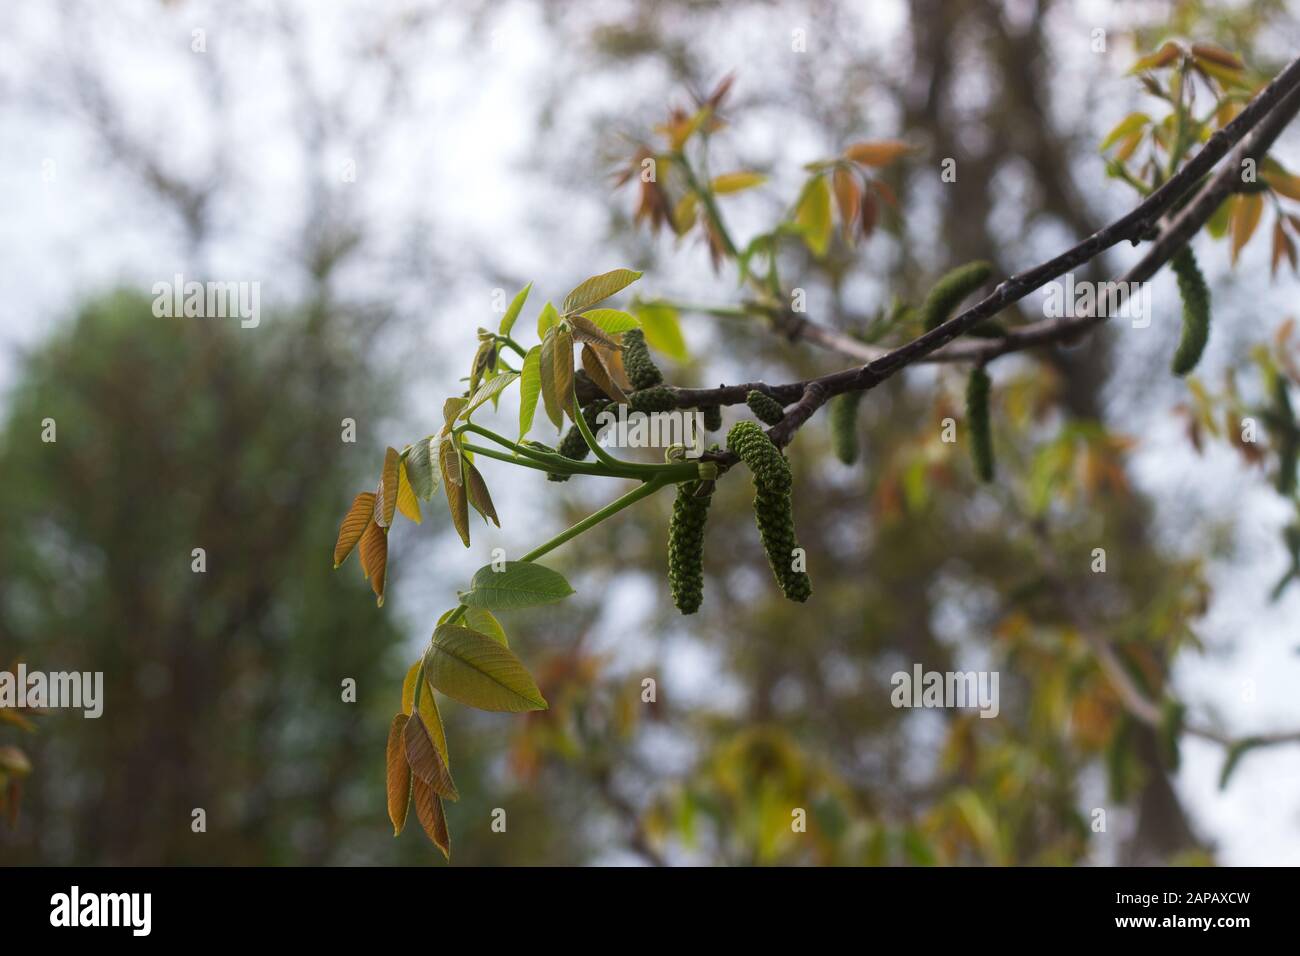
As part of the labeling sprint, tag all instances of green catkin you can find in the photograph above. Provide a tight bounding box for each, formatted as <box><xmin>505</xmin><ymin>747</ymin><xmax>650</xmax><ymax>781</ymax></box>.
<box><xmin>966</xmin><ymin>367</ymin><xmax>994</xmax><ymax>482</ymax></box>
<box><xmin>702</xmin><ymin>405</ymin><xmax>722</xmax><ymax>432</ymax></box>
<box><xmin>628</xmin><ymin>384</ymin><xmax>676</xmax><ymax>413</ymax></box>
<box><xmin>1170</xmin><ymin>246</ymin><xmax>1211</xmax><ymax>376</ymax></box>
<box><xmin>920</xmin><ymin>261</ymin><xmax>993</xmax><ymax>332</ymax></box>
<box><xmin>829</xmin><ymin>392</ymin><xmax>863</xmax><ymax>465</ymax></box>
<box><xmin>745</xmin><ymin>389</ymin><xmax>785</xmax><ymax>426</ymax></box>
<box><xmin>622</xmin><ymin>328</ymin><xmax>663</xmax><ymax>390</ymax></box>
<box><xmin>726</xmin><ymin>421</ymin><xmax>791</xmax><ymax>493</ymax></box>
<box><xmin>547</xmin><ymin>402</ymin><xmax>609</xmax><ymax>481</ymax></box>
<box><xmin>753</xmin><ymin>482</ymin><xmax>812</xmax><ymax>602</ymax></box>
<box><xmin>667</xmin><ymin>480</ymin><xmax>713</xmax><ymax>614</ymax></box>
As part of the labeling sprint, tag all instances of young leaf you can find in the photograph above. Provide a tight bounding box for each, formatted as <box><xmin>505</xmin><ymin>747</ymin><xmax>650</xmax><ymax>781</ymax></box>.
<box><xmin>426</xmin><ymin>624</ymin><xmax>548</xmax><ymax>712</ymax></box>
<box><xmin>518</xmin><ymin>346</ymin><xmax>542</xmax><ymax>442</ymax></box>
<box><xmin>458</xmin><ymin>560</ymin><xmax>575</xmax><ymax>609</ymax></box>
<box><xmin>411</xmin><ymin>777</ymin><xmax>450</xmax><ymax>860</ymax></box>
<box><xmin>536</xmin><ymin>301</ymin><xmax>559</xmax><ymax>340</ymax></box>
<box><xmin>711</xmin><ymin>171</ymin><xmax>767</xmax><ymax>194</ymax></box>
<box><xmin>568</xmin><ymin>313</ymin><xmax>622</xmax><ymax>350</ymax></box>
<box><xmin>386</xmin><ymin>714</ymin><xmax>412</xmax><ymax>836</ymax></box>
<box><xmin>439</xmin><ymin>438</ymin><xmax>470</xmax><ymax>548</ymax></box>
<box><xmin>1100</xmin><ymin>113</ymin><xmax>1151</xmax><ymax>152</ymax></box>
<box><xmin>581</xmin><ymin>343</ymin><xmax>630</xmax><ymax>403</ymax></box>
<box><xmin>404</xmin><ymin>438</ymin><xmax>438</xmax><ymax>500</ymax></box>
<box><xmin>462</xmin><ymin>370</ymin><xmax>519</xmax><ymax>420</ymax></box>
<box><xmin>464</xmin><ymin>459</ymin><xmax>500</xmax><ymax>527</ymax></box>
<box><xmin>376</xmin><ymin>447</ymin><xmax>400</xmax><ymax>528</ymax></box>
<box><xmin>562</xmin><ymin>268</ymin><xmax>642</xmax><ymax>315</ymax></box>
<box><xmin>499</xmin><ymin>282</ymin><xmax>532</xmax><ymax>337</ymax></box>
<box><xmin>1231</xmin><ymin>192</ymin><xmax>1264</xmax><ymax>264</ymax></box>
<box><xmin>579</xmin><ymin>308</ymin><xmax>640</xmax><ymax>335</ymax></box>
<box><xmin>832</xmin><ymin>166</ymin><xmax>861</xmax><ymax>242</ymax></box>
<box><xmin>396</xmin><ymin>461</ymin><xmax>422</xmax><ymax>524</ymax></box>
<box><xmin>401</xmin><ymin>662</ymin><xmax>449</xmax><ymax>762</ymax></box>
<box><xmin>442</xmin><ymin>397</ymin><xmax>468</xmax><ymax>431</ymax></box>
<box><xmin>403</xmin><ymin>711</ymin><xmax>459</xmax><ymax>801</ymax></box>
<box><xmin>359</xmin><ymin>522</ymin><xmax>388</xmax><ymax>606</ymax></box>
<box><xmin>438</xmin><ymin>607</ymin><xmax>509</xmax><ymax>646</ymax></box>
<box><xmin>633</xmin><ymin>301</ymin><xmax>688</xmax><ymax>362</ymax></box>
<box><xmin>843</xmin><ymin>140</ymin><xmax>912</xmax><ymax>167</ymax></box>
<box><xmin>795</xmin><ymin>175</ymin><xmax>833</xmax><ymax>258</ymax></box>
<box><xmin>539</xmin><ymin>327</ymin><xmax>563</xmax><ymax>430</ymax></box>
<box><xmin>334</xmin><ymin>491</ymin><xmax>376</xmax><ymax>568</ymax></box>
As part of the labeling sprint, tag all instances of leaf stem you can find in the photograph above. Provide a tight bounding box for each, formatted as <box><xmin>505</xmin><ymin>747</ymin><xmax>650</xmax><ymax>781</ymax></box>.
<box><xmin>520</xmin><ymin>476</ymin><xmax>672</xmax><ymax>562</ymax></box>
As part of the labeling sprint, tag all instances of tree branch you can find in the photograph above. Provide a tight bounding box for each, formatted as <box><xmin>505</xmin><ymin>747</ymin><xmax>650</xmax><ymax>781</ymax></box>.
<box><xmin>665</xmin><ymin>54</ymin><xmax>1300</xmax><ymax>465</ymax></box>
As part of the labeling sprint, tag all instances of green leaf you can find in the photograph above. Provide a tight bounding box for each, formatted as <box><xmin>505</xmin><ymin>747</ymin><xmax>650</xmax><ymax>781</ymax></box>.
<box><xmin>1100</xmin><ymin>112</ymin><xmax>1151</xmax><ymax>152</ymax></box>
<box><xmin>404</xmin><ymin>438</ymin><xmax>439</xmax><ymax>500</ymax></box>
<box><xmin>536</xmin><ymin>301</ymin><xmax>559</xmax><ymax>340</ymax></box>
<box><xmin>634</xmin><ymin>301</ymin><xmax>688</xmax><ymax>363</ymax></box>
<box><xmin>711</xmin><ymin>171</ymin><xmax>767</xmax><ymax>194</ymax></box>
<box><xmin>562</xmin><ymin>268</ymin><xmax>642</xmax><ymax>316</ymax></box>
<box><xmin>518</xmin><ymin>346</ymin><xmax>542</xmax><ymax>441</ymax></box>
<box><xmin>458</xmin><ymin>560</ymin><xmax>575</xmax><ymax>609</ymax></box>
<box><xmin>795</xmin><ymin>175</ymin><xmax>833</xmax><ymax>258</ymax></box>
<box><xmin>499</xmin><ymin>282</ymin><xmax>532</xmax><ymax>337</ymax></box>
<box><xmin>462</xmin><ymin>370</ymin><xmax>519</xmax><ymax>420</ymax></box>
<box><xmin>578</xmin><ymin>308</ymin><xmax>640</xmax><ymax>335</ymax></box>
<box><xmin>438</xmin><ymin>606</ymin><xmax>508</xmax><ymax>646</ymax></box>
<box><xmin>426</xmin><ymin>624</ymin><xmax>548</xmax><ymax>712</ymax></box>
<box><xmin>539</xmin><ymin>326</ymin><xmax>574</xmax><ymax>429</ymax></box>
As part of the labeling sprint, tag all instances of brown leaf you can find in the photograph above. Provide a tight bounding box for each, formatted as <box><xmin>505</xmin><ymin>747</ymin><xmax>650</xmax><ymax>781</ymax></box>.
<box><xmin>464</xmin><ymin>459</ymin><xmax>500</xmax><ymax>528</ymax></box>
<box><xmin>411</xmin><ymin>777</ymin><xmax>450</xmax><ymax>860</ymax></box>
<box><xmin>568</xmin><ymin>313</ymin><xmax>621</xmax><ymax>350</ymax></box>
<box><xmin>333</xmin><ymin>491</ymin><xmax>376</xmax><ymax>568</ymax></box>
<box><xmin>1191</xmin><ymin>43</ymin><xmax>1243</xmax><ymax>71</ymax></box>
<box><xmin>359</xmin><ymin>522</ymin><xmax>388</xmax><ymax>606</ymax></box>
<box><xmin>386</xmin><ymin>714</ymin><xmax>412</xmax><ymax>835</ymax></box>
<box><xmin>859</xmin><ymin>190</ymin><xmax>879</xmax><ymax>240</ymax></box>
<box><xmin>403</xmin><ymin>711</ymin><xmax>459</xmax><ymax>801</ymax></box>
<box><xmin>539</xmin><ymin>327</ymin><xmax>575</xmax><ymax>428</ymax></box>
<box><xmin>439</xmin><ymin>438</ymin><xmax>470</xmax><ymax>548</ymax></box>
<box><xmin>1231</xmin><ymin>193</ymin><xmax>1264</xmax><ymax>264</ymax></box>
<box><xmin>832</xmin><ymin>166</ymin><xmax>861</xmax><ymax>243</ymax></box>
<box><xmin>581</xmin><ymin>343</ymin><xmax>630</xmax><ymax>403</ymax></box>
<box><xmin>374</xmin><ymin>447</ymin><xmax>400</xmax><ymax>528</ymax></box>
<box><xmin>844</xmin><ymin>140</ymin><xmax>912</xmax><ymax>168</ymax></box>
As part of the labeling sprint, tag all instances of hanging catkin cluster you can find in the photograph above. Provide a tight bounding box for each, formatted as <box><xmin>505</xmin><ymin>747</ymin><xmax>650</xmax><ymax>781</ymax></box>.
<box><xmin>1169</xmin><ymin>246</ymin><xmax>1211</xmax><ymax>376</ymax></box>
<box><xmin>727</xmin><ymin>421</ymin><xmax>811</xmax><ymax>602</ymax></box>
<box><xmin>622</xmin><ymin>328</ymin><xmax>663</xmax><ymax>390</ymax></box>
<box><xmin>829</xmin><ymin>392</ymin><xmax>863</xmax><ymax>465</ymax></box>
<box><xmin>745</xmin><ymin>389</ymin><xmax>785</xmax><ymax>426</ymax></box>
<box><xmin>702</xmin><ymin>405</ymin><xmax>722</xmax><ymax>432</ymax></box>
<box><xmin>921</xmin><ymin>261</ymin><xmax>993</xmax><ymax>332</ymax></box>
<box><xmin>547</xmin><ymin>402</ymin><xmax>609</xmax><ymax>482</ymax></box>
<box><xmin>966</xmin><ymin>367</ymin><xmax>995</xmax><ymax>482</ymax></box>
<box><xmin>667</xmin><ymin>480</ymin><xmax>713</xmax><ymax>614</ymax></box>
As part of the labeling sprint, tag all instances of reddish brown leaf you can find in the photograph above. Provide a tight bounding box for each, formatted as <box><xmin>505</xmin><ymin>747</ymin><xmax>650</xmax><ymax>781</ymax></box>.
<box><xmin>844</xmin><ymin>140</ymin><xmax>912</xmax><ymax>168</ymax></box>
<box><xmin>333</xmin><ymin>491</ymin><xmax>376</xmax><ymax>568</ymax></box>
<box><xmin>464</xmin><ymin>459</ymin><xmax>500</xmax><ymax>528</ymax></box>
<box><xmin>403</xmin><ymin>711</ymin><xmax>459</xmax><ymax>800</ymax></box>
<box><xmin>386</xmin><ymin>714</ymin><xmax>411</xmax><ymax>835</ymax></box>
<box><xmin>581</xmin><ymin>343</ymin><xmax>630</xmax><ymax>403</ymax></box>
<box><xmin>832</xmin><ymin>166</ymin><xmax>861</xmax><ymax>243</ymax></box>
<box><xmin>359</xmin><ymin>521</ymin><xmax>388</xmax><ymax>606</ymax></box>
<box><xmin>411</xmin><ymin>777</ymin><xmax>450</xmax><ymax>860</ymax></box>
